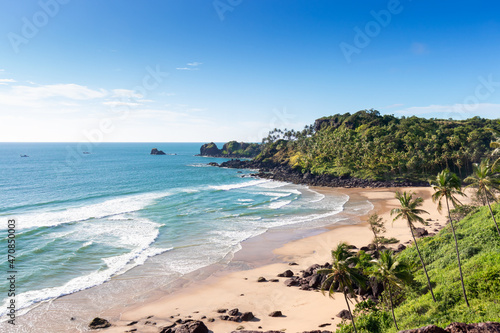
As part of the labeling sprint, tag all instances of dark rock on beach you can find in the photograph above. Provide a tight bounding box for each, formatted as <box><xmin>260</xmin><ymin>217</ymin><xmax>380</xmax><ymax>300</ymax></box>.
<box><xmin>414</xmin><ymin>227</ymin><xmax>429</xmax><ymax>238</ymax></box>
<box><xmin>161</xmin><ymin>320</ymin><xmax>208</xmax><ymax>333</ymax></box>
<box><xmin>89</xmin><ymin>317</ymin><xmax>111</xmax><ymax>329</ymax></box>
<box><xmin>336</xmin><ymin>309</ymin><xmax>352</xmax><ymax>320</ymax></box>
<box><xmin>228</xmin><ymin>308</ymin><xmax>239</xmax><ymax>316</ymax></box>
<box><xmin>277</xmin><ymin>270</ymin><xmax>294</xmax><ymax>277</ymax></box>
<box><xmin>269</xmin><ymin>311</ymin><xmax>283</xmax><ymax>317</ymax></box>
<box><xmin>151</xmin><ymin>148</ymin><xmax>166</xmax><ymax>155</ymax></box>
<box><xmin>398</xmin><ymin>325</ymin><xmax>447</xmax><ymax>333</ymax></box>
<box><xmin>233</xmin><ymin>331</ymin><xmax>333</xmax><ymax>333</ymax></box>
<box><xmin>240</xmin><ymin>312</ymin><xmax>255</xmax><ymax>321</ymax></box>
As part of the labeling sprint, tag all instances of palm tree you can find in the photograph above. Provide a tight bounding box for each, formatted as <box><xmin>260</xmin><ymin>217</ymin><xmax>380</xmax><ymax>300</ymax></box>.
<box><xmin>487</xmin><ymin>124</ymin><xmax>500</xmax><ymax>171</ymax></box>
<box><xmin>391</xmin><ymin>191</ymin><xmax>436</xmax><ymax>302</ymax></box>
<box><xmin>368</xmin><ymin>213</ymin><xmax>386</xmax><ymax>251</ymax></box>
<box><xmin>430</xmin><ymin>169</ymin><xmax>469</xmax><ymax>307</ymax></box>
<box><xmin>465</xmin><ymin>159</ymin><xmax>500</xmax><ymax>236</ymax></box>
<box><xmin>371</xmin><ymin>250</ymin><xmax>413</xmax><ymax>331</ymax></box>
<box><xmin>318</xmin><ymin>242</ymin><xmax>366</xmax><ymax>333</ymax></box>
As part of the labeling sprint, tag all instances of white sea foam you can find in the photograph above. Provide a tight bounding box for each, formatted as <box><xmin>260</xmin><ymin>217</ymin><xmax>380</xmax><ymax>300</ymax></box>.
<box><xmin>210</xmin><ymin>179</ymin><xmax>270</xmax><ymax>191</ymax></box>
<box><xmin>0</xmin><ymin>217</ymin><xmax>171</xmax><ymax>317</ymax></box>
<box><xmin>307</xmin><ymin>188</ymin><xmax>326</xmax><ymax>203</ymax></box>
<box><xmin>255</xmin><ymin>180</ymin><xmax>288</xmax><ymax>189</ymax></box>
<box><xmin>269</xmin><ymin>200</ymin><xmax>292</xmax><ymax>209</ymax></box>
<box><xmin>253</xmin><ymin>191</ymin><xmax>293</xmax><ymax>198</ymax></box>
<box><xmin>13</xmin><ymin>192</ymin><xmax>171</xmax><ymax>230</ymax></box>
<box><xmin>237</xmin><ymin>199</ymin><xmax>254</xmax><ymax>202</ymax></box>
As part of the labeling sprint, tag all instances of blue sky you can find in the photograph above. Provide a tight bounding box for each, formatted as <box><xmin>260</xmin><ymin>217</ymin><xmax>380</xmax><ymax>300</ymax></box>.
<box><xmin>0</xmin><ymin>0</ymin><xmax>499</xmax><ymax>142</ymax></box>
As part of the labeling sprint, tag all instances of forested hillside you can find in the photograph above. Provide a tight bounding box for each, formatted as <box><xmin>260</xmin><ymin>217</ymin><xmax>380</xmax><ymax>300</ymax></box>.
<box><xmin>256</xmin><ymin>110</ymin><xmax>500</xmax><ymax>181</ymax></box>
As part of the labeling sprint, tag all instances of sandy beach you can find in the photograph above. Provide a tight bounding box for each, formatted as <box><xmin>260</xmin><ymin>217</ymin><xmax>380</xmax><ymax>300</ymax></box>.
<box><xmin>97</xmin><ymin>186</ymin><xmax>450</xmax><ymax>333</ymax></box>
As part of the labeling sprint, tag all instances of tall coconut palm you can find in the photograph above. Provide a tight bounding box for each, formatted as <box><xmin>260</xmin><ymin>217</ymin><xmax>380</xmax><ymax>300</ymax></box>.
<box><xmin>465</xmin><ymin>159</ymin><xmax>500</xmax><ymax>236</ymax></box>
<box><xmin>391</xmin><ymin>191</ymin><xmax>436</xmax><ymax>302</ymax></box>
<box><xmin>371</xmin><ymin>250</ymin><xmax>413</xmax><ymax>331</ymax></box>
<box><xmin>430</xmin><ymin>169</ymin><xmax>469</xmax><ymax>307</ymax></box>
<box><xmin>318</xmin><ymin>242</ymin><xmax>366</xmax><ymax>333</ymax></box>
<box><xmin>487</xmin><ymin>124</ymin><xmax>500</xmax><ymax>171</ymax></box>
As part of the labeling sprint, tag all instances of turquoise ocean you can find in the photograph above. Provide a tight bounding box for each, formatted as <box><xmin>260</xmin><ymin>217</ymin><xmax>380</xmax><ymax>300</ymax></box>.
<box><xmin>0</xmin><ymin>143</ymin><xmax>372</xmax><ymax>320</ymax></box>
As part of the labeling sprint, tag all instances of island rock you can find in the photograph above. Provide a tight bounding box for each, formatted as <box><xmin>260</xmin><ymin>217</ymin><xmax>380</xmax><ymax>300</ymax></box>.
<box><xmin>151</xmin><ymin>148</ymin><xmax>166</xmax><ymax>155</ymax></box>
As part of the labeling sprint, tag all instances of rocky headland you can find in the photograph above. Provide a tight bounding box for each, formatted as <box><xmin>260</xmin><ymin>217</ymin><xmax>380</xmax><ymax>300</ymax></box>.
<box><xmin>197</xmin><ymin>141</ymin><xmax>261</xmax><ymax>158</ymax></box>
<box><xmin>211</xmin><ymin>159</ymin><xmax>429</xmax><ymax>188</ymax></box>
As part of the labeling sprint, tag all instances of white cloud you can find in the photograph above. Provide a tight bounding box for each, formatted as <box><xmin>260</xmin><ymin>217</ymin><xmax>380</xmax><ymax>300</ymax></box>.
<box><xmin>11</xmin><ymin>84</ymin><xmax>107</xmax><ymax>100</ymax></box>
<box><xmin>382</xmin><ymin>103</ymin><xmax>404</xmax><ymax>109</ymax></box>
<box><xmin>103</xmin><ymin>101</ymin><xmax>141</xmax><ymax>108</ymax></box>
<box><xmin>177</xmin><ymin>61</ymin><xmax>202</xmax><ymax>70</ymax></box>
<box><xmin>394</xmin><ymin>103</ymin><xmax>500</xmax><ymax>119</ymax></box>
<box><xmin>112</xmin><ymin>89</ymin><xmax>143</xmax><ymax>99</ymax></box>
<box><xmin>0</xmin><ymin>79</ymin><xmax>16</xmax><ymax>85</ymax></box>
<box><xmin>0</xmin><ymin>69</ymin><xmax>4</xmax><ymax>72</ymax></box>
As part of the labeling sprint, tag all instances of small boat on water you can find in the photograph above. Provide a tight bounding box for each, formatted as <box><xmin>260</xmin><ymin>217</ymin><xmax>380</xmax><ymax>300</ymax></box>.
<box><xmin>20</xmin><ymin>154</ymin><xmax>29</xmax><ymax>157</ymax></box>
<box><xmin>83</xmin><ymin>152</ymin><xmax>91</xmax><ymax>154</ymax></box>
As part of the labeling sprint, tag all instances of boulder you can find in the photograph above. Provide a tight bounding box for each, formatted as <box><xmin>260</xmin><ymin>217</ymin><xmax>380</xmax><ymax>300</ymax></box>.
<box><xmin>284</xmin><ymin>278</ymin><xmax>300</xmax><ymax>287</ymax></box>
<box><xmin>277</xmin><ymin>270</ymin><xmax>294</xmax><ymax>277</ymax></box>
<box><xmin>309</xmin><ymin>274</ymin><xmax>323</xmax><ymax>289</ymax></box>
<box><xmin>175</xmin><ymin>320</ymin><xmax>209</xmax><ymax>333</ymax></box>
<box><xmin>336</xmin><ymin>310</ymin><xmax>351</xmax><ymax>320</ymax></box>
<box><xmin>240</xmin><ymin>312</ymin><xmax>255</xmax><ymax>321</ymax></box>
<box><xmin>269</xmin><ymin>311</ymin><xmax>283</xmax><ymax>317</ymax></box>
<box><xmin>257</xmin><ymin>277</ymin><xmax>267</xmax><ymax>282</ymax></box>
<box><xmin>398</xmin><ymin>325</ymin><xmax>447</xmax><ymax>333</ymax></box>
<box><xmin>228</xmin><ymin>308</ymin><xmax>239</xmax><ymax>316</ymax></box>
<box><xmin>445</xmin><ymin>322</ymin><xmax>500</xmax><ymax>332</ymax></box>
<box><xmin>414</xmin><ymin>227</ymin><xmax>429</xmax><ymax>238</ymax></box>
<box><xmin>150</xmin><ymin>148</ymin><xmax>166</xmax><ymax>155</ymax></box>
<box><xmin>89</xmin><ymin>317</ymin><xmax>111</xmax><ymax>329</ymax></box>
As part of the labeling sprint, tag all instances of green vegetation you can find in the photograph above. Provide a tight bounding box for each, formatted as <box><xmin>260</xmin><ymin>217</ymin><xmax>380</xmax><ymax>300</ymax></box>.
<box><xmin>465</xmin><ymin>159</ymin><xmax>500</xmax><ymax>236</ymax></box>
<box><xmin>430</xmin><ymin>170</ymin><xmax>469</xmax><ymax>307</ymax></box>
<box><xmin>257</xmin><ymin>110</ymin><xmax>500</xmax><ymax>181</ymax></box>
<box><xmin>391</xmin><ymin>191</ymin><xmax>435</xmax><ymax>302</ymax></box>
<box><xmin>368</xmin><ymin>214</ymin><xmax>385</xmax><ymax>251</ymax></box>
<box><xmin>371</xmin><ymin>250</ymin><xmax>413</xmax><ymax>331</ymax></box>
<box><xmin>302</xmin><ymin>111</ymin><xmax>500</xmax><ymax>332</ymax></box>
<box><xmin>319</xmin><ymin>243</ymin><xmax>367</xmax><ymax>333</ymax></box>
<box><xmin>333</xmin><ymin>202</ymin><xmax>500</xmax><ymax>333</ymax></box>
<box><xmin>222</xmin><ymin>141</ymin><xmax>261</xmax><ymax>157</ymax></box>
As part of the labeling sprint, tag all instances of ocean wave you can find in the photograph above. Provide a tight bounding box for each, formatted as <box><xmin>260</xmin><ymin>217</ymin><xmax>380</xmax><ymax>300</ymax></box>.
<box><xmin>9</xmin><ymin>192</ymin><xmax>171</xmax><ymax>230</ymax></box>
<box><xmin>0</xmin><ymin>217</ymin><xmax>171</xmax><ymax>318</ymax></box>
<box><xmin>209</xmin><ymin>179</ymin><xmax>270</xmax><ymax>191</ymax></box>
<box><xmin>269</xmin><ymin>200</ymin><xmax>292</xmax><ymax>209</ymax></box>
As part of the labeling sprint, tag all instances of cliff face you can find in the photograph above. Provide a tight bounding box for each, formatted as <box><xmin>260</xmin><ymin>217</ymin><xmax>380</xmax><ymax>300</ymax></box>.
<box><xmin>198</xmin><ymin>141</ymin><xmax>261</xmax><ymax>158</ymax></box>
<box><xmin>199</xmin><ymin>142</ymin><xmax>221</xmax><ymax>156</ymax></box>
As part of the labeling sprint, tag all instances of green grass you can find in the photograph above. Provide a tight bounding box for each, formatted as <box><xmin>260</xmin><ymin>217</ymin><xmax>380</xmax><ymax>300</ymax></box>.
<box><xmin>337</xmin><ymin>203</ymin><xmax>500</xmax><ymax>332</ymax></box>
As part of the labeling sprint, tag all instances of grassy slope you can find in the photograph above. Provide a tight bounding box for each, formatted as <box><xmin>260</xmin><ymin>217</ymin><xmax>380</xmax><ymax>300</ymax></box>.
<box><xmin>390</xmin><ymin>203</ymin><xmax>500</xmax><ymax>331</ymax></box>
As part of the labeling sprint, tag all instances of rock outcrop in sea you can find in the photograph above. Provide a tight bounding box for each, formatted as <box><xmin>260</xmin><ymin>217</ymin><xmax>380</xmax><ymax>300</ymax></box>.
<box><xmin>151</xmin><ymin>148</ymin><xmax>166</xmax><ymax>155</ymax></box>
